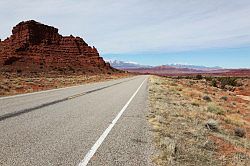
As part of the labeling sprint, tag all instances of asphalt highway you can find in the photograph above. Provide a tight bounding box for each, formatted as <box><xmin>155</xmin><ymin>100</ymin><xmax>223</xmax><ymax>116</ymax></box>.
<box><xmin>0</xmin><ymin>75</ymin><xmax>154</xmax><ymax>166</ymax></box>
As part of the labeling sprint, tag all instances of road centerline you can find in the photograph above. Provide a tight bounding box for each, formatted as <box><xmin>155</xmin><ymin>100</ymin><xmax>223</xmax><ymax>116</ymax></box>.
<box><xmin>78</xmin><ymin>77</ymin><xmax>147</xmax><ymax>166</ymax></box>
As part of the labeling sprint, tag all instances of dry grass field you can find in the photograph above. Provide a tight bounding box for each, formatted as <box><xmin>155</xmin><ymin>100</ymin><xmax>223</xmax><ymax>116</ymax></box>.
<box><xmin>148</xmin><ymin>75</ymin><xmax>250</xmax><ymax>166</ymax></box>
<box><xmin>0</xmin><ymin>72</ymin><xmax>132</xmax><ymax>97</ymax></box>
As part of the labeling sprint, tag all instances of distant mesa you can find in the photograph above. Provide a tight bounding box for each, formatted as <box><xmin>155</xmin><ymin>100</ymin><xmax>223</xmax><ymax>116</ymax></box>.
<box><xmin>0</xmin><ymin>20</ymin><xmax>117</xmax><ymax>74</ymax></box>
<box><xmin>125</xmin><ymin>65</ymin><xmax>250</xmax><ymax>77</ymax></box>
<box><xmin>108</xmin><ymin>60</ymin><xmax>250</xmax><ymax>77</ymax></box>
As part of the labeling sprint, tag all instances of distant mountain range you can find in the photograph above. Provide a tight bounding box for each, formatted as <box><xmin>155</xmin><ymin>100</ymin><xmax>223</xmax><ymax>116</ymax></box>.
<box><xmin>166</xmin><ymin>64</ymin><xmax>222</xmax><ymax>70</ymax></box>
<box><xmin>106</xmin><ymin>60</ymin><xmax>222</xmax><ymax>70</ymax></box>
<box><xmin>106</xmin><ymin>60</ymin><xmax>250</xmax><ymax>76</ymax></box>
<box><xmin>105</xmin><ymin>60</ymin><xmax>151</xmax><ymax>69</ymax></box>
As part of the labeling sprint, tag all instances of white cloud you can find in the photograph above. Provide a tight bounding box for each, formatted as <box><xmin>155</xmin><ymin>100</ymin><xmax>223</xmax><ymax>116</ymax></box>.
<box><xmin>1</xmin><ymin>0</ymin><xmax>250</xmax><ymax>54</ymax></box>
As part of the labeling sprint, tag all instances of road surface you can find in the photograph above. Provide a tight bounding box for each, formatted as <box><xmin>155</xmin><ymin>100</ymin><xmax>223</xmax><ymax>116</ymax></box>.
<box><xmin>0</xmin><ymin>75</ymin><xmax>154</xmax><ymax>166</ymax></box>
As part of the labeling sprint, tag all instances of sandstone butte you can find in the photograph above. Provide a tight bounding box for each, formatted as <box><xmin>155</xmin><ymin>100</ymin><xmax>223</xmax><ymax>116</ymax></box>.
<box><xmin>0</xmin><ymin>20</ymin><xmax>117</xmax><ymax>74</ymax></box>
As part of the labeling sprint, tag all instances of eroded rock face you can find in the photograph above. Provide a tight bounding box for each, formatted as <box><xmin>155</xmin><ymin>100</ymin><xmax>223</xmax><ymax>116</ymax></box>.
<box><xmin>0</xmin><ymin>20</ymin><xmax>115</xmax><ymax>74</ymax></box>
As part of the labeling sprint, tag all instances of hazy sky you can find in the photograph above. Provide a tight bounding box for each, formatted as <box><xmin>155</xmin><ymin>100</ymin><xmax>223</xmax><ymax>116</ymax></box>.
<box><xmin>0</xmin><ymin>0</ymin><xmax>250</xmax><ymax>68</ymax></box>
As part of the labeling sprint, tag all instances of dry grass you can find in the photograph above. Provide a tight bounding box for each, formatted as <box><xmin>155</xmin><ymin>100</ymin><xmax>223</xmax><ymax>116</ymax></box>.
<box><xmin>0</xmin><ymin>72</ymin><xmax>132</xmax><ymax>97</ymax></box>
<box><xmin>148</xmin><ymin>76</ymin><xmax>250</xmax><ymax>166</ymax></box>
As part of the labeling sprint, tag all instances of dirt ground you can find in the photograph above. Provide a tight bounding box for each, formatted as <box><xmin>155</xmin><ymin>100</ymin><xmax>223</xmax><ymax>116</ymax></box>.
<box><xmin>148</xmin><ymin>75</ymin><xmax>250</xmax><ymax>166</ymax></box>
<box><xmin>0</xmin><ymin>72</ymin><xmax>132</xmax><ymax>97</ymax></box>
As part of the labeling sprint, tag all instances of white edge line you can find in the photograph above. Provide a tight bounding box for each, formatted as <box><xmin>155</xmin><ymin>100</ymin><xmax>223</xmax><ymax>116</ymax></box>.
<box><xmin>78</xmin><ymin>77</ymin><xmax>147</xmax><ymax>166</ymax></box>
<box><xmin>0</xmin><ymin>76</ymin><xmax>135</xmax><ymax>100</ymax></box>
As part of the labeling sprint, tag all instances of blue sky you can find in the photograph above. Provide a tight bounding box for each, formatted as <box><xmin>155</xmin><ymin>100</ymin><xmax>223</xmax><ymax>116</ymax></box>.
<box><xmin>104</xmin><ymin>47</ymin><xmax>250</xmax><ymax>68</ymax></box>
<box><xmin>0</xmin><ymin>0</ymin><xmax>250</xmax><ymax>68</ymax></box>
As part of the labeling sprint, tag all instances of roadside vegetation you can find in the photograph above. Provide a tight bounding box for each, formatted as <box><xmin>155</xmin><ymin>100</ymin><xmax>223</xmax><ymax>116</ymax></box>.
<box><xmin>0</xmin><ymin>72</ymin><xmax>132</xmax><ymax>96</ymax></box>
<box><xmin>148</xmin><ymin>75</ymin><xmax>250</xmax><ymax>165</ymax></box>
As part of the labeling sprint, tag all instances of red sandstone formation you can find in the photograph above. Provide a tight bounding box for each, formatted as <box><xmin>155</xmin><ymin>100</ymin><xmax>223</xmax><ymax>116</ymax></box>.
<box><xmin>0</xmin><ymin>20</ymin><xmax>116</xmax><ymax>74</ymax></box>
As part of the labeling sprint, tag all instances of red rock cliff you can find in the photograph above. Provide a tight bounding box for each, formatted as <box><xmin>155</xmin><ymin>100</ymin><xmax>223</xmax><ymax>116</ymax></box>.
<box><xmin>0</xmin><ymin>20</ymin><xmax>115</xmax><ymax>74</ymax></box>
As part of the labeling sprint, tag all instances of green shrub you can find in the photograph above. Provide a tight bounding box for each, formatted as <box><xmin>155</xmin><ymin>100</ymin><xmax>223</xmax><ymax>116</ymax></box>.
<box><xmin>205</xmin><ymin>77</ymin><xmax>213</xmax><ymax>81</ymax></box>
<box><xmin>195</xmin><ymin>74</ymin><xmax>203</xmax><ymax>80</ymax></box>
<box><xmin>191</xmin><ymin>102</ymin><xmax>200</xmax><ymax>107</ymax></box>
<box><xmin>211</xmin><ymin>79</ymin><xmax>217</xmax><ymax>87</ymax></box>
<box><xmin>184</xmin><ymin>76</ymin><xmax>192</xmax><ymax>79</ymax></box>
<box><xmin>207</xmin><ymin>105</ymin><xmax>225</xmax><ymax>115</ymax></box>
<box><xmin>218</xmin><ymin>77</ymin><xmax>238</xmax><ymax>89</ymax></box>
<box><xmin>220</xmin><ymin>96</ymin><xmax>228</xmax><ymax>101</ymax></box>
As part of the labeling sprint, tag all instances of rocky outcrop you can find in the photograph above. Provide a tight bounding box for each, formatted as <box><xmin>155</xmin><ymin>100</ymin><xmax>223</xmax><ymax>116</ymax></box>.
<box><xmin>0</xmin><ymin>20</ymin><xmax>116</xmax><ymax>74</ymax></box>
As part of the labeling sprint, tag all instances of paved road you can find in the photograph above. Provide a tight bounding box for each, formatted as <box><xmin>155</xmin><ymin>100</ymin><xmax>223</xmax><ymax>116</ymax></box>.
<box><xmin>0</xmin><ymin>75</ymin><xmax>154</xmax><ymax>166</ymax></box>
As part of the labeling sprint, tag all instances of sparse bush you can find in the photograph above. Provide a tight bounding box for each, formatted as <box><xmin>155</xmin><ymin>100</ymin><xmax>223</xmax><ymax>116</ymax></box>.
<box><xmin>224</xmin><ymin>115</ymin><xmax>245</xmax><ymax>126</ymax></box>
<box><xmin>220</xmin><ymin>96</ymin><xmax>228</xmax><ymax>101</ymax></box>
<box><xmin>205</xmin><ymin>76</ymin><xmax>213</xmax><ymax>81</ymax></box>
<box><xmin>170</xmin><ymin>82</ymin><xmax>178</xmax><ymax>86</ymax></box>
<box><xmin>207</xmin><ymin>104</ymin><xmax>224</xmax><ymax>115</ymax></box>
<box><xmin>177</xmin><ymin>76</ymin><xmax>182</xmax><ymax>79</ymax></box>
<box><xmin>191</xmin><ymin>102</ymin><xmax>200</xmax><ymax>107</ymax></box>
<box><xmin>234</xmin><ymin>127</ymin><xmax>246</xmax><ymax>137</ymax></box>
<box><xmin>203</xmin><ymin>95</ymin><xmax>212</xmax><ymax>102</ymax></box>
<box><xmin>219</xmin><ymin>77</ymin><xmax>238</xmax><ymax>89</ymax></box>
<box><xmin>205</xmin><ymin>119</ymin><xmax>219</xmax><ymax>131</ymax></box>
<box><xmin>208</xmin><ymin>77</ymin><xmax>240</xmax><ymax>89</ymax></box>
<box><xmin>195</xmin><ymin>74</ymin><xmax>203</xmax><ymax>80</ymax></box>
<box><xmin>17</xmin><ymin>69</ymin><xmax>22</xmax><ymax>73</ymax></box>
<box><xmin>177</xmin><ymin>87</ymin><xmax>182</xmax><ymax>91</ymax></box>
<box><xmin>184</xmin><ymin>76</ymin><xmax>192</xmax><ymax>79</ymax></box>
<box><xmin>211</xmin><ymin>79</ymin><xmax>217</xmax><ymax>87</ymax></box>
<box><xmin>189</xmin><ymin>81</ymin><xmax>194</xmax><ymax>86</ymax></box>
<box><xmin>237</xmin><ymin>81</ymin><xmax>243</xmax><ymax>87</ymax></box>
